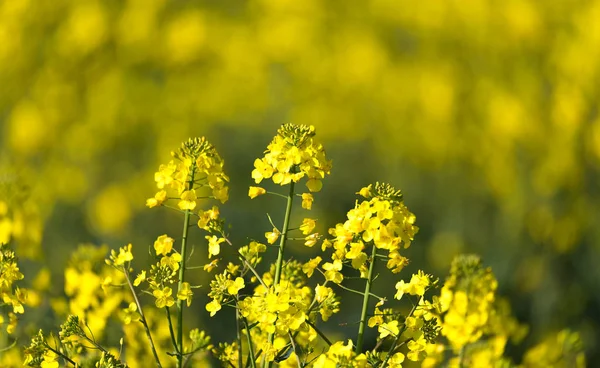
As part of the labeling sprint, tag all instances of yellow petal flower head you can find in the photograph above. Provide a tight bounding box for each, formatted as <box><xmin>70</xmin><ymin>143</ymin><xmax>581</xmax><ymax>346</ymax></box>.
<box><xmin>206</xmin><ymin>235</ymin><xmax>225</xmax><ymax>258</ymax></box>
<box><xmin>154</xmin><ymin>234</ymin><xmax>174</xmax><ymax>256</ymax></box>
<box><xmin>40</xmin><ymin>350</ymin><xmax>59</xmax><ymax>368</ymax></box>
<box><xmin>133</xmin><ymin>271</ymin><xmax>146</xmax><ymax>286</ymax></box>
<box><xmin>302</xmin><ymin>256</ymin><xmax>322</xmax><ymax>277</ymax></box>
<box><xmin>206</xmin><ymin>299</ymin><xmax>222</xmax><ymax>317</ymax></box>
<box><xmin>248</xmin><ymin>186</ymin><xmax>266</xmax><ymax>199</ymax></box>
<box><xmin>301</xmin><ymin>193</ymin><xmax>314</xmax><ymax>209</ymax></box>
<box><xmin>252</xmin><ymin>124</ymin><xmax>331</xmax><ymax>192</ymax></box>
<box><xmin>265</xmin><ymin>228</ymin><xmax>281</xmax><ymax>244</ymax></box>
<box><xmin>378</xmin><ymin>320</ymin><xmax>400</xmax><ymax>339</ymax></box>
<box><xmin>299</xmin><ymin>218</ymin><xmax>317</xmax><ymax>235</ymax></box>
<box><xmin>149</xmin><ymin>137</ymin><xmax>229</xmax><ymax>209</ymax></box>
<box><xmin>226</xmin><ymin>277</ymin><xmax>245</xmax><ymax>295</ymax></box>
<box><xmin>177</xmin><ymin>282</ymin><xmax>194</xmax><ymax>307</ymax></box>
<box><xmin>178</xmin><ymin>189</ymin><xmax>197</xmax><ymax>210</ymax></box>
<box><xmin>108</xmin><ymin>243</ymin><xmax>133</xmax><ymax>266</ymax></box>
<box><xmin>153</xmin><ymin>287</ymin><xmax>175</xmax><ymax>308</ymax></box>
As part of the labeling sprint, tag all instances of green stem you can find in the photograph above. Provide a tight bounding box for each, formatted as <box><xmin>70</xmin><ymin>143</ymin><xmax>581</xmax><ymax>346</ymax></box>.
<box><xmin>305</xmin><ymin>319</ymin><xmax>332</xmax><ymax>346</ymax></box>
<box><xmin>264</xmin><ymin>181</ymin><xmax>295</xmax><ymax>368</ymax></box>
<box><xmin>123</xmin><ymin>267</ymin><xmax>163</xmax><ymax>368</ymax></box>
<box><xmin>273</xmin><ymin>181</ymin><xmax>295</xmax><ymax>290</ymax></box>
<box><xmin>236</xmin><ymin>298</ymin><xmax>243</xmax><ymax>368</ymax></box>
<box><xmin>166</xmin><ymin>307</ymin><xmax>180</xmax><ymax>355</ymax></box>
<box><xmin>356</xmin><ymin>244</ymin><xmax>378</xmax><ymax>353</ymax></box>
<box><xmin>45</xmin><ymin>344</ymin><xmax>78</xmax><ymax>366</ymax></box>
<box><xmin>177</xmin><ymin>165</ymin><xmax>196</xmax><ymax>368</ymax></box>
<box><xmin>243</xmin><ymin>317</ymin><xmax>258</xmax><ymax>368</ymax></box>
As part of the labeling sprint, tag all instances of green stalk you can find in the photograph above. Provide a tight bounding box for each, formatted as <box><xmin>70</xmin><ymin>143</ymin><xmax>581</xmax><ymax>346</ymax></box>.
<box><xmin>177</xmin><ymin>165</ymin><xmax>196</xmax><ymax>368</ymax></box>
<box><xmin>356</xmin><ymin>244</ymin><xmax>378</xmax><ymax>353</ymax></box>
<box><xmin>272</xmin><ymin>181</ymin><xmax>295</xmax><ymax>286</ymax></box>
<box><xmin>263</xmin><ymin>181</ymin><xmax>295</xmax><ymax>368</ymax></box>
<box><xmin>124</xmin><ymin>267</ymin><xmax>163</xmax><ymax>367</ymax></box>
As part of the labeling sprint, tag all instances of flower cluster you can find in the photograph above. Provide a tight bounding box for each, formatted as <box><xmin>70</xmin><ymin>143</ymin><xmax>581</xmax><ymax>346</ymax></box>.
<box><xmin>0</xmin><ymin>242</ymin><xmax>26</xmax><ymax>334</ymax></box>
<box><xmin>14</xmin><ymin>125</ymin><xmax>588</xmax><ymax>368</ymax></box>
<box><xmin>147</xmin><ymin>137</ymin><xmax>229</xmax><ymax>208</ymax></box>
<box><xmin>321</xmin><ymin>182</ymin><xmax>418</xmax><ymax>284</ymax></box>
<box><xmin>251</xmin><ymin>124</ymin><xmax>331</xmax><ymax>192</ymax></box>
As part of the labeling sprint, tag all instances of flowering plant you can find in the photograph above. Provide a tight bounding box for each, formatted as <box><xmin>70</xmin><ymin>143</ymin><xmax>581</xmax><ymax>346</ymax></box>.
<box><xmin>2</xmin><ymin>124</ymin><xmax>585</xmax><ymax>368</ymax></box>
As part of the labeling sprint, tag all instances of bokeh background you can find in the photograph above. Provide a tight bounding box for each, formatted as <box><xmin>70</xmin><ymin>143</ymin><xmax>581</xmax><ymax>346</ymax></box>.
<box><xmin>1</xmin><ymin>0</ymin><xmax>599</xmax><ymax>365</ymax></box>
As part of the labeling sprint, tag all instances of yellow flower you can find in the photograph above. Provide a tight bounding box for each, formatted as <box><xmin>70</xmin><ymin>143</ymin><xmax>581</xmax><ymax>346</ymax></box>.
<box><xmin>323</xmin><ymin>260</ymin><xmax>343</xmax><ymax>284</ymax></box>
<box><xmin>378</xmin><ymin>320</ymin><xmax>399</xmax><ymax>339</ymax></box>
<box><xmin>389</xmin><ymin>352</ymin><xmax>405</xmax><ymax>368</ymax></box>
<box><xmin>206</xmin><ymin>235</ymin><xmax>225</xmax><ymax>258</ymax></box>
<box><xmin>177</xmin><ymin>282</ymin><xmax>193</xmax><ymax>307</ymax></box>
<box><xmin>357</xmin><ymin>185</ymin><xmax>372</xmax><ymax>198</ymax></box>
<box><xmin>178</xmin><ymin>189</ymin><xmax>197</xmax><ymax>210</ymax></box>
<box><xmin>302</xmin><ymin>256</ymin><xmax>322</xmax><ymax>277</ymax></box>
<box><xmin>109</xmin><ymin>244</ymin><xmax>133</xmax><ymax>266</ymax></box>
<box><xmin>206</xmin><ymin>299</ymin><xmax>222</xmax><ymax>316</ymax></box>
<box><xmin>301</xmin><ymin>193</ymin><xmax>314</xmax><ymax>210</ymax></box>
<box><xmin>252</xmin><ymin>158</ymin><xmax>274</xmax><ymax>184</ymax></box>
<box><xmin>160</xmin><ymin>252</ymin><xmax>182</xmax><ymax>272</ymax></box>
<box><xmin>146</xmin><ymin>190</ymin><xmax>167</xmax><ymax>208</ymax></box>
<box><xmin>227</xmin><ymin>277</ymin><xmax>245</xmax><ymax>295</ymax></box>
<box><xmin>153</xmin><ymin>287</ymin><xmax>175</xmax><ymax>308</ymax></box>
<box><xmin>133</xmin><ymin>271</ymin><xmax>146</xmax><ymax>286</ymax></box>
<box><xmin>407</xmin><ymin>337</ymin><xmax>428</xmax><ymax>361</ymax></box>
<box><xmin>154</xmin><ymin>234</ymin><xmax>174</xmax><ymax>256</ymax></box>
<box><xmin>305</xmin><ymin>233</ymin><xmax>320</xmax><ymax>247</ymax></box>
<box><xmin>40</xmin><ymin>350</ymin><xmax>59</xmax><ymax>368</ymax></box>
<box><xmin>248</xmin><ymin>186</ymin><xmax>266</xmax><ymax>199</ymax></box>
<box><xmin>203</xmin><ymin>258</ymin><xmax>219</xmax><ymax>272</ymax></box>
<box><xmin>299</xmin><ymin>218</ymin><xmax>317</xmax><ymax>235</ymax></box>
<box><xmin>265</xmin><ymin>228</ymin><xmax>280</xmax><ymax>244</ymax></box>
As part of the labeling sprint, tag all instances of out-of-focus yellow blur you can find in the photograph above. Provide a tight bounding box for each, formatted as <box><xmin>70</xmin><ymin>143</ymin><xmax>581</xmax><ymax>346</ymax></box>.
<box><xmin>1</xmin><ymin>0</ymin><xmax>599</xmax><ymax>363</ymax></box>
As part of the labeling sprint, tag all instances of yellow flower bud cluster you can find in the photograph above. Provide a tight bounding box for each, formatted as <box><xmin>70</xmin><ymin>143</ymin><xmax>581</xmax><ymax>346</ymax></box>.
<box><xmin>321</xmin><ymin>183</ymin><xmax>418</xmax><ymax>282</ymax></box>
<box><xmin>438</xmin><ymin>255</ymin><xmax>498</xmax><ymax>352</ymax></box>
<box><xmin>147</xmin><ymin>137</ymin><xmax>229</xmax><ymax>209</ymax></box>
<box><xmin>251</xmin><ymin>124</ymin><xmax>331</xmax><ymax>192</ymax></box>
<box><xmin>0</xmin><ymin>243</ymin><xmax>26</xmax><ymax>334</ymax></box>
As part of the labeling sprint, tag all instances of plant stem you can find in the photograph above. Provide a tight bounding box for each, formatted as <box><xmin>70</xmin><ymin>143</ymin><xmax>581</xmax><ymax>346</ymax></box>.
<box><xmin>166</xmin><ymin>307</ymin><xmax>180</xmax><ymax>355</ymax></box>
<box><xmin>123</xmin><ymin>267</ymin><xmax>163</xmax><ymax>368</ymax></box>
<box><xmin>177</xmin><ymin>165</ymin><xmax>196</xmax><ymax>368</ymax></box>
<box><xmin>264</xmin><ymin>181</ymin><xmax>295</xmax><ymax>368</ymax></box>
<box><xmin>273</xmin><ymin>181</ymin><xmax>295</xmax><ymax>290</ymax></box>
<box><xmin>243</xmin><ymin>317</ymin><xmax>258</xmax><ymax>368</ymax></box>
<box><xmin>236</xmin><ymin>298</ymin><xmax>243</xmax><ymax>368</ymax></box>
<box><xmin>45</xmin><ymin>344</ymin><xmax>78</xmax><ymax>366</ymax></box>
<box><xmin>356</xmin><ymin>244</ymin><xmax>378</xmax><ymax>353</ymax></box>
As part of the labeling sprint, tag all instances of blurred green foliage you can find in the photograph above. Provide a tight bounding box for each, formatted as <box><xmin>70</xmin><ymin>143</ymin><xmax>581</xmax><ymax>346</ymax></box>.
<box><xmin>1</xmin><ymin>0</ymin><xmax>599</xmax><ymax>364</ymax></box>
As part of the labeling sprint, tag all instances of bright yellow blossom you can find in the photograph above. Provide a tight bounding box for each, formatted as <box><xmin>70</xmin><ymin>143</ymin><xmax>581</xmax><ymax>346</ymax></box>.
<box><xmin>248</xmin><ymin>186</ymin><xmax>266</xmax><ymax>199</ymax></box>
<box><xmin>301</xmin><ymin>193</ymin><xmax>314</xmax><ymax>209</ymax></box>
<box><xmin>178</xmin><ymin>189</ymin><xmax>197</xmax><ymax>210</ymax></box>
<box><xmin>153</xmin><ymin>287</ymin><xmax>175</xmax><ymax>308</ymax></box>
<box><xmin>154</xmin><ymin>234</ymin><xmax>174</xmax><ymax>256</ymax></box>
<box><xmin>302</xmin><ymin>256</ymin><xmax>322</xmax><ymax>277</ymax></box>
<box><xmin>265</xmin><ymin>228</ymin><xmax>280</xmax><ymax>244</ymax></box>
<box><xmin>226</xmin><ymin>277</ymin><xmax>245</xmax><ymax>295</ymax></box>
<box><xmin>206</xmin><ymin>235</ymin><xmax>225</xmax><ymax>258</ymax></box>
<box><xmin>177</xmin><ymin>282</ymin><xmax>193</xmax><ymax>307</ymax></box>
<box><xmin>299</xmin><ymin>218</ymin><xmax>316</xmax><ymax>235</ymax></box>
<box><xmin>206</xmin><ymin>299</ymin><xmax>221</xmax><ymax>317</ymax></box>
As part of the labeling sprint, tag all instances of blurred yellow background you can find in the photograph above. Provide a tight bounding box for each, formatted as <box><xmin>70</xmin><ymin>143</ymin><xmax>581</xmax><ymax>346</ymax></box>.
<box><xmin>1</xmin><ymin>0</ymin><xmax>599</xmax><ymax>364</ymax></box>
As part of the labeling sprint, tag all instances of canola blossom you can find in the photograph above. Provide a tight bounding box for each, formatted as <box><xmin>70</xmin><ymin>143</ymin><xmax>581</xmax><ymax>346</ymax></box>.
<box><xmin>1</xmin><ymin>125</ymin><xmax>586</xmax><ymax>368</ymax></box>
